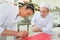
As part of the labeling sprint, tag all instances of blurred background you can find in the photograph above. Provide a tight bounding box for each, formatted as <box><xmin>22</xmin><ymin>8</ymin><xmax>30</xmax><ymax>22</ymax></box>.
<box><xmin>0</xmin><ymin>0</ymin><xmax>60</xmax><ymax>40</ymax></box>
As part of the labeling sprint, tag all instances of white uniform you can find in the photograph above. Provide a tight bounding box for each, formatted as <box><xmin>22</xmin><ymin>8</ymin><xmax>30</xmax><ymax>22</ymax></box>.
<box><xmin>0</xmin><ymin>2</ymin><xmax>20</xmax><ymax>40</ymax></box>
<box><xmin>31</xmin><ymin>12</ymin><xmax>53</xmax><ymax>35</ymax></box>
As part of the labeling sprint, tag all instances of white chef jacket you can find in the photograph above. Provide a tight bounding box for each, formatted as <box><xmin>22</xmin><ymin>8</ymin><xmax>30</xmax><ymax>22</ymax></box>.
<box><xmin>0</xmin><ymin>2</ymin><xmax>20</xmax><ymax>36</ymax></box>
<box><xmin>31</xmin><ymin>12</ymin><xmax>53</xmax><ymax>34</ymax></box>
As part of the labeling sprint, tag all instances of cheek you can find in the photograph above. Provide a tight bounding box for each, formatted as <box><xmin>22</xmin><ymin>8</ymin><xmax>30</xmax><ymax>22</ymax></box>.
<box><xmin>23</xmin><ymin>12</ymin><xmax>28</xmax><ymax>16</ymax></box>
<box><xmin>22</xmin><ymin>10</ymin><xmax>27</xmax><ymax>15</ymax></box>
<box><xmin>30</xmin><ymin>11</ymin><xmax>33</xmax><ymax>15</ymax></box>
<box><xmin>41</xmin><ymin>12</ymin><xmax>46</xmax><ymax>16</ymax></box>
<box><xmin>29</xmin><ymin>11</ymin><xmax>33</xmax><ymax>16</ymax></box>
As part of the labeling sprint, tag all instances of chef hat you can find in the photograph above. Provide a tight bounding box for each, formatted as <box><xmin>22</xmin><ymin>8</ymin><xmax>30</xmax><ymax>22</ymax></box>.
<box><xmin>39</xmin><ymin>2</ymin><xmax>50</xmax><ymax>9</ymax></box>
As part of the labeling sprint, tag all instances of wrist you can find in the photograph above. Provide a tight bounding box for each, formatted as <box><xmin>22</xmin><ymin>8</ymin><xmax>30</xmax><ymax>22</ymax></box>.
<box><xmin>16</xmin><ymin>31</ymin><xmax>21</xmax><ymax>38</ymax></box>
<box><xmin>15</xmin><ymin>31</ymin><xmax>19</xmax><ymax>37</ymax></box>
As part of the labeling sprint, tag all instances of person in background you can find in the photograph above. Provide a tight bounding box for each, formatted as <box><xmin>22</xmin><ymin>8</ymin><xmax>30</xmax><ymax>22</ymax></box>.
<box><xmin>0</xmin><ymin>1</ymin><xmax>34</xmax><ymax>40</ymax></box>
<box><xmin>31</xmin><ymin>2</ymin><xmax>53</xmax><ymax>35</ymax></box>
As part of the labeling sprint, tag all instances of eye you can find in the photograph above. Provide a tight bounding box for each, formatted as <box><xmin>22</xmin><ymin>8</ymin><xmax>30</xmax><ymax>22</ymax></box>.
<box><xmin>28</xmin><ymin>13</ymin><xmax>30</xmax><ymax>15</ymax></box>
<box><xmin>40</xmin><ymin>11</ymin><xmax>45</xmax><ymax>12</ymax></box>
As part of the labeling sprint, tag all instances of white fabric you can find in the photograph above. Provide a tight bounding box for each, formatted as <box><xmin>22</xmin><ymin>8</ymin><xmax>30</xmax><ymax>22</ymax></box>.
<box><xmin>39</xmin><ymin>2</ymin><xmax>50</xmax><ymax>9</ymax></box>
<box><xmin>0</xmin><ymin>2</ymin><xmax>19</xmax><ymax>35</ymax></box>
<box><xmin>31</xmin><ymin>12</ymin><xmax>53</xmax><ymax>34</ymax></box>
<box><xmin>18</xmin><ymin>0</ymin><xmax>24</xmax><ymax>3</ymax></box>
<box><xmin>4</xmin><ymin>0</ymin><xmax>15</xmax><ymax>4</ymax></box>
<box><xmin>0</xmin><ymin>27</ymin><xmax>5</xmax><ymax>36</ymax></box>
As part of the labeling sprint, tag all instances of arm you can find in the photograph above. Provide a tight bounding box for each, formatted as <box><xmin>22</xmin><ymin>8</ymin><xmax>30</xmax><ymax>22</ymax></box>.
<box><xmin>32</xmin><ymin>25</ymin><xmax>42</xmax><ymax>32</ymax></box>
<box><xmin>0</xmin><ymin>14</ymin><xmax>18</xmax><ymax>36</ymax></box>
<box><xmin>42</xmin><ymin>21</ymin><xmax>53</xmax><ymax>33</ymax></box>
<box><xmin>1</xmin><ymin>30</ymin><xmax>28</xmax><ymax>38</ymax></box>
<box><xmin>32</xmin><ymin>21</ymin><xmax>53</xmax><ymax>33</ymax></box>
<box><xmin>0</xmin><ymin>12</ymin><xmax>28</xmax><ymax>37</ymax></box>
<box><xmin>0</xmin><ymin>16</ymin><xmax>28</xmax><ymax>37</ymax></box>
<box><xmin>0</xmin><ymin>17</ymin><xmax>28</xmax><ymax>37</ymax></box>
<box><xmin>31</xmin><ymin>13</ymin><xmax>42</xmax><ymax>32</ymax></box>
<box><xmin>1</xmin><ymin>30</ymin><xmax>18</xmax><ymax>36</ymax></box>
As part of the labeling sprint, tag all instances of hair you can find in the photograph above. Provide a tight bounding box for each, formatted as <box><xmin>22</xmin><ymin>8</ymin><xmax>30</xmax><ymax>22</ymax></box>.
<box><xmin>19</xmin><ymin>3</ymin><xmax>35</xmax><ymax>13</ymax></box>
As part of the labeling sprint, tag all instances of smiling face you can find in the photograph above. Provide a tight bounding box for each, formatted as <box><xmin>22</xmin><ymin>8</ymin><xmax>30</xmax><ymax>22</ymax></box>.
<box><xmin>40</xmin><ymin>7</ymin><xmax>49</xmax><ymax>18</ymax></box>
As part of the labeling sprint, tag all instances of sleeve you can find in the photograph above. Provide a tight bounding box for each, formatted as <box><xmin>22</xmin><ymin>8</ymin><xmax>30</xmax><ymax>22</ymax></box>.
<box><xmin>0</xmin><ymin>27</ymin><xmax>5</xmax><ymax>35</ymax></box>
<box><xmin>42</xmin><ymin>21</ymin><xmax>53</xmax><ymax>33</ymax></box>
<box><xmin>31</xmin><ymin>13</ymin><xmax>37</xmax><ymax>26</ymax></box>
<box><xmin>0</xmin><ymin>15</ymin><xmax>6</xmax><ymax>36</ymax></box>
<box><xmin>42</xmin><ymin>15</ymin><xmax>53</xmax><ymax>33</ymax></box>
<box><xmin>0</xmin><ymin>3</ymin><xmax>8</xmax><ymax>35</ymax></box>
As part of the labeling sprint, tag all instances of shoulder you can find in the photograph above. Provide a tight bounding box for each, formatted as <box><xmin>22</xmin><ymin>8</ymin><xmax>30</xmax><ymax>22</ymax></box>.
<box><xmin>49</xmin><ymin>12</ymin><xmax>53</xmax><ymax>18</ymax></box>
<box><xmin>47</xmin><ymin>12</ymin><xmax>53</xmax><ymax>21</ymax></box>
